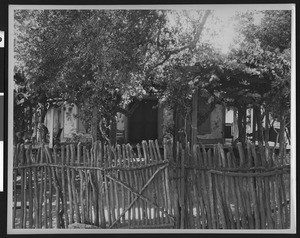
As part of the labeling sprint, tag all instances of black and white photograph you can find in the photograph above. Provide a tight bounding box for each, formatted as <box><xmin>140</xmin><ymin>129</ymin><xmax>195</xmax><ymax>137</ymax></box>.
<box><xmin>7</xmin><ymin>4</ymin><xmax>296</xmax><ymax>234</ymax></box>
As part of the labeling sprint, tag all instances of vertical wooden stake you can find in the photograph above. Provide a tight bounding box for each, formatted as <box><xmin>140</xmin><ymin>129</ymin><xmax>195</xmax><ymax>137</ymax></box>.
<box><xmin>77</xmin><ymin>143</ymin><xmax>85</xmax><ymax>224</ymax></box>
<box><xmin>66</xmin><ymin>145</ymin><xmax>74</xmax><ymax>224</ymax></box>
<box><xmin>70</xmin><ymin>144</ymin><xmax>80</xmax><ymax>223</ymax></box>
<box><xmin>61</xmin><ymin>146</ymin><xmax>69</xmax><ymax>228</ymax></box>
<box><xmin>180</xmin><ymin>146</ymin><xmax>185</xmax><ymax>229</ymax></box>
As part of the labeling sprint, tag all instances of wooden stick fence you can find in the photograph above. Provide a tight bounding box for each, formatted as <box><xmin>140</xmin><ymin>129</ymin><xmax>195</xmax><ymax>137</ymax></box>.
<box><xmin>166</xmin><ymin>141</ymin><xmax>291</xmax><ymax>229</ymax></box>
<box><xmin>13</xmin><ymin>140</ymin><xmax>174</xmax><ymax>229</ymax></box>
<box><xmin>12</xmin><ymin>140</ymin><xmax>290</xmax><ymax>229</ymax></box>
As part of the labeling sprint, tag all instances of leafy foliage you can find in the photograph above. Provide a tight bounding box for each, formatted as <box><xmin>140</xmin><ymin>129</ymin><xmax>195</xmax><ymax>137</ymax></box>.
<box><xmin>14</xmin><ymin>9</ymin><xmax>291</xmax><ymax>146</ymax></box>
<box><xmin>237</xmin><ymin>10</ymin><xmax>291</xmax><ymax>52</ymax></box>
<box><xmin>14</xmin><ymin>9</ymin><xmax>212</xmax><ymax>142</ymax></box>
<box><xmin>220</xmin><ymin>10</ymin><xmax>291</xmax><ymax>143</ymax></box>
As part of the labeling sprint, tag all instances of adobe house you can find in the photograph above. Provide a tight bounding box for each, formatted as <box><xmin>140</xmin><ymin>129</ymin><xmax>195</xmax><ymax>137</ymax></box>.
<box><xmin>36</xmin><ymin>103</ymin><xmax>91</xmax><ymax>148</ymax></box>
<box><xmin>40</xmin><ymin>96</ymin><xmax>225</xmax><ymax>147</ymax></box>
<box><xmin>116</xmin><ymin>91</ymin><xmax>226</xmax><ymax>145</ymax></box>
<box><xmin>115</xmin><ymin>64</ymin><xmax>226</xmax><ymax>145</ymax></box>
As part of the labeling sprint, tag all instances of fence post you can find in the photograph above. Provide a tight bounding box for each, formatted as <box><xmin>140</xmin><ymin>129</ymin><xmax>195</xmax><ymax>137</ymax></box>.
<box><xmin>246</xmin><ymin>142</ymin><xmax>260</xmax><ymax>229</ymax></box>
<box><xmin>77</xmin><ymin>142</ymin><xmax>85</xmax><ymax>224</ymax></box>
<box><xmin>218</xmin><ymin>143</ymin><xmax>235</xmax><ymax>228</ymax></box>
<box><xmin>253</xmin><ymin>142</ymin><xmax>266</xmax><ymax>229</ymax></box>
<box><xmin>61</xmin><ymin>145</ymin><xmax>69</xmax><ymax>228</ymax></box>
<box><xmin>53</xmin><ymin>145</ymin><xmax>61</xmax><ymax>228</ymax></box>
<box><xmin>97</xmin><ymin>141</ymin><xmax>106</xmax><ymax>228</ymax></box>
<box><xmin>163</xmin><ymin>139</ymin><xmax>172</xmax><ymax>223</ymax></box>
<box><xmin>42</xmin><ymin>146</ymin><xmax>48</xmax><ymax>228</ymax></box>
<box><xmin>179</xmin><ymin>145</ymin><xmax>185</xmax><ymax>229</ymax></box>
<box><xmin>13</xmin><ymin>146</ymin><xmax>18</xmax><ymax>228</ymax></box>
<box><xmin>66</xmin><ymin>145</ymin><xmax>74</xmax><ymax>224</ymax></box>
<box><xmin>237</xmin><ymin>143</ymin><xmax>254</xmax><ymax>228</ymax></box>
<box><xmin>70</xmin><ymin>144</ymin><xmax>81</xmax><ymax>223</ymax></box>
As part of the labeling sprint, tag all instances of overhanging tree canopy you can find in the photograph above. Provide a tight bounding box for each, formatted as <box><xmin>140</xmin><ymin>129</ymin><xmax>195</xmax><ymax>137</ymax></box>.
<box><xmin>14</xmin><ymin>9</ymin><xmax>212</xmax><ymax>143</ymax></box>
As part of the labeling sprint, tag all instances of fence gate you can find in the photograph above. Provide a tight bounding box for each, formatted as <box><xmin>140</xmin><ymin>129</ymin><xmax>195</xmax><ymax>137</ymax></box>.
<box><xmin>98</xmin><ymin>140</ymin><xmax>175</xmax><ymax>229</ymax></box>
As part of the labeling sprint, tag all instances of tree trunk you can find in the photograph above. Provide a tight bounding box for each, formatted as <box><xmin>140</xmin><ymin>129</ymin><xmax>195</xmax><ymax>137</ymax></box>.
<box><xmin>185</xmin><ymin>111</ymin><xmax>192</xmax><ymax>145</ymax></box>
<box><xmin>255</xmin><ymin>106</ymin><xmax>263</xmax><ymax>144</ymax></box>
<box><xmin>109</xmin><ymin>115</ymin><xmax>117</xmax><ymax>146</ymax></box>
<box><xmin>29</xmin><ymin>105</ymin><xmax>33</xmax><ymax>136</ymax></box>
<box><xmin>237</xmin><ymin>106</ymin><xmax>247</xmax><ymax>145</ymax></box>
<box><xmin>279</xmin><ymin>114</ymin><xmax>286</xmax><ymax>159</ymax></box>
<box><xmin>252</xmin><ymin>106</ymin><xmax>257</xmax><ymax>143</ymax></box>
<box><xmin>40</xmin><ymin>103</ymin><xmax>48</xmax><ymax>124</ymax></box>
<box><xmin>173</xmin><ymin>108</ymin><xmax>178</xmax><ymax>143</ymax></box>
<box><xmin>265</xmin><ymin>108</ymin><xmax>270</xmax><ymax>144</ymax></box>
<box><xmin>182</xmin><ymin>113</ymin><xmax>189</xmax><ymax>149</ymax></box>
<box><xmin>172</xmin><ymin>108</ymin><xmax>179</xmax><ymax>157</ymax></box>
<box><xmin>91</xmin><ymin>106</ymin><xmax>98</xmax><ymax>142</ymax></box>
<box><xmin>173</xmin><ymin>107</ymin><xmax>186</xmax><ymax>152</ymax></box>
<box><xmin>40</xmin><ymin>103</ymin><xmax>48</xmax><ymax>143</ymax></box>
<box><xmin>233</xmin><ymin>108</ymin><xmax>239</xmax><ymax>141</ymax></box>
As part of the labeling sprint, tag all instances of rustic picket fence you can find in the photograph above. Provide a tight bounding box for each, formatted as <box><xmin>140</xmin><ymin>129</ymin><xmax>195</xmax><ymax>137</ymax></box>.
<box><xmin>13</xmin><ymin>140</ymin><xmax>174</xmax><ymax>229</ymax></box>
<box><xmin>13</xmin><ymin>140</ymin><xmax>290</xmax><ymax>229</ymax></box>
<box><xmin>166</xmin><ymin>141</ymin><xmax>291</xmax><ymax>229</ymax></box>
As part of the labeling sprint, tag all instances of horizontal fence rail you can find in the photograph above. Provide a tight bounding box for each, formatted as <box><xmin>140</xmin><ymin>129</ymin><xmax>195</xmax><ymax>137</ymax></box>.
<box><xmin>13</xmin><ymin>140</ymin><xmax>290</xmax><ymax>229</ymax></box>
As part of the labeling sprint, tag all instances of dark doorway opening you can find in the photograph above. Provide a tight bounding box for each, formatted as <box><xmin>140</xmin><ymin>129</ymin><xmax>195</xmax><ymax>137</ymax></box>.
<box><xmin>128</xmin><ymin>99</ymin><xmax>158</xmax><ymax>143</ymax></box>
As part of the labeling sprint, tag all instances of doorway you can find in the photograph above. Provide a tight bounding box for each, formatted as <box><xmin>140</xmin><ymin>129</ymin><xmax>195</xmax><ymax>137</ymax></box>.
<box><xmin>128</xmin><ymin>99</ymin><xmax>158</xmax><ymax>143</ymax></box>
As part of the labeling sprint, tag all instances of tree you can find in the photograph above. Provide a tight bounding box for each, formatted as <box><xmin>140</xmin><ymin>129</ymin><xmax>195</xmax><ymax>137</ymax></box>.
<box><xmin>237</xmin><ymin>10</ymin><xmax>291</xmax><ymax>52</ymax></box>
<box><xmin>172</xmin><ymin>10</ymin><xmax>292</xmax><ymax>147</ymax></box>
<box><xmin>14</xmin><ymin>9</ymin><xmax>212</xmax><ymax>145</ymax></box>
<box><xmin>15</xmin><ymin>10</ymin><xmax>168</xmax><ymax>143</ymax></box>
<box><xmin>235</xmin><ymin>10</ymin><xmax>291</xmax><ymax>152</ymax></box>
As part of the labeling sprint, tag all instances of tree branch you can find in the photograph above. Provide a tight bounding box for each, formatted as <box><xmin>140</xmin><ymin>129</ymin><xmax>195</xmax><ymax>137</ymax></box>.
<box><xmin>115</xmin><ymin>101</ymin><xmax>140</xmax><ymax>117</ymax></box>
<box><xmin>116</xmin><ymin>107</ymin><xmax>130</xmax><ymax>117</ymax></box>
<box><xmin>151</xmin><ymin>10</ymin><xmax>211</xmax><ymax>69</ymax></box>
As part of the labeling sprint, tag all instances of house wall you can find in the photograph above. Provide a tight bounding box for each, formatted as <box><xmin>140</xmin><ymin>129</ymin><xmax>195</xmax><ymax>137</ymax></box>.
<box><xmin>197</xmin><ymin>104</ymin><xmax>225</xmax><ymax>143</ymax></box>
<box><xmin>61</xmin><ymin>103</ymin><xmax>88</xmax><ymax>142</ymax></box>
<box><xmin>191</xmin><ymin>89</ymin><xmax>225</xmax><ymax>144</ymax></box>
<box><xmin>117</xmin><ymin>113</ymin><xmax>125</xmax><ymax>131</ymax></box>
<box><xmin>162</xmin><ymin>107</ymin><xmax>174</xmax><ymax>138</ymax></box>
<box><xmin>118</xmin><ymin>94</ymin><xmax>226</xmax><ymax>145</ymax></box>
<box><xmin>116</xmin><ymin>113</ymin><xmax>126</xmax><ymax>143</ymax></box>
<box><xmin>62</xmin><ymin>104</ymin><xmax>79</xmax><ymax>138</ymax></box>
